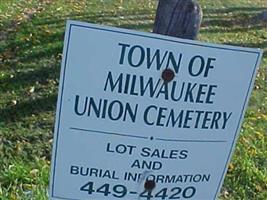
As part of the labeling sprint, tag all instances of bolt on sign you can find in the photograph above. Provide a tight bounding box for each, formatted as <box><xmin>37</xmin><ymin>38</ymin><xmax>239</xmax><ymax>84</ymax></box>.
<box><xmin>49</xmin><ymin>20</ymin><xmax>262</xmax><ymax>200</ymax></box>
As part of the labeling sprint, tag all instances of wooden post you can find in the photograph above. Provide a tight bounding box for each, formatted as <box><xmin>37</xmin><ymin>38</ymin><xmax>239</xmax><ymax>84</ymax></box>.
<box><xmin>153</xmin><ymin>0</ymin><xmax>202</xmax><ymax>40</ymax></box>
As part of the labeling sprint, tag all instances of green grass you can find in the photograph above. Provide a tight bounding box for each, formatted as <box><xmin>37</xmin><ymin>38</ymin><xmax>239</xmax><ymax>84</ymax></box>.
<box><xmin>0</xmin><ymin>0</ymin><xmax>266</xmax><ymax>199</ymax></box>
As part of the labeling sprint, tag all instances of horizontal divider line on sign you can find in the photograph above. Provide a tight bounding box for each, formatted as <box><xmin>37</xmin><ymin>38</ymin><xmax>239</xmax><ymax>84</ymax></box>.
<box><xmin>155</xmin><ymin>138</ymin><xmax>227</xmax><ymax>143</ymax></box>
<box><xmin>69</xmin><ymin>127</ymin><xmax>227</xmax><ymax>143</ymax></box>
<box><xmin>69</xmin><ymin>126</ymin><xmax>149</xmax><ymax>139</ymax></box>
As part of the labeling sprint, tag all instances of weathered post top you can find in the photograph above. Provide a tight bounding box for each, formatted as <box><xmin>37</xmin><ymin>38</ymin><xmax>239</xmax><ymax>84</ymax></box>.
<box><xmin>153</xmin><ymin>0</ymin><xmax>202</xmax><ymax>40</ymax></box>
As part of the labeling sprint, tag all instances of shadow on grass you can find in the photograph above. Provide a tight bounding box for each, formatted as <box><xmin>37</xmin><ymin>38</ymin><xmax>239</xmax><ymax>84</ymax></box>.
<box><xmin>32</xmin><ymin>9</ymin><xmax>155</xmax><ymax>26</ymax></box>
<box><xmin>0</xmin><ymin>94</ymin><xmax>57</xmax><ymax>123</ymax></box>
<box><xmin>1</xmin><ymin>9</ymin><xmax>154</xmax><ymax>65</ymax></box>
<box><xmin>201</xmin><ymin>6</ymin><xmax>267</xmax><ymax>33</ymax></box>
<box><xmin>203</xmin><ymin>6</ymin><xmax>267</xmax><ymax>14</ymax></box>
<box><xmin>0</xmin><ymin>65</ymin><xmax>60</xmax><ymax>92</ymax></box>
<box><xmin>200</xmin><ymin>23</ymin><xmax>266</xmax><ymax>34</ymax></box>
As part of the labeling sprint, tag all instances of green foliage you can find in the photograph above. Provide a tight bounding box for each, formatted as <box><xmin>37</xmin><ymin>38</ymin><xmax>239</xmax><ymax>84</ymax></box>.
<box><xmin>0</xmin><ymin>0</ymin><xmax>266</xmax><ymax>199</ymax></box>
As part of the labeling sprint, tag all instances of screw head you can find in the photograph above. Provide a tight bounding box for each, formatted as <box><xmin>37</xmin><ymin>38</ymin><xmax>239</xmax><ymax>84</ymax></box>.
<box><xmin>144</xmin><ymin>180</ymin><xmax>156</xmax><ymax>191</ymax></box>
<box><xmin>162</xmin><ymin>68</ymin><xmax>175</xmax><ymax>83</ymax></box>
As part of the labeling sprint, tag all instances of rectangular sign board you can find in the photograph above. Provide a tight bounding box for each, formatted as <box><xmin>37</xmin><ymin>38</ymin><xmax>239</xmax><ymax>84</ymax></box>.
<box><xmin>49</xmin><ymin>20</ymin><xmax>262</xmax><ymax>200</ymax></box>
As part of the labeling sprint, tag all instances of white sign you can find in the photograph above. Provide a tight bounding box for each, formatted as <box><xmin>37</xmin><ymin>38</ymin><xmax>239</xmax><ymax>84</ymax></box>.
<box><xmin>49</xmin><ymin>20</ymin><xmax>262</xmax><ymax>200</ymax></box>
